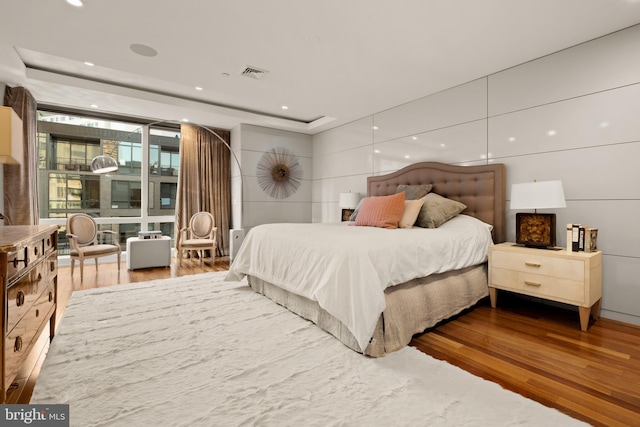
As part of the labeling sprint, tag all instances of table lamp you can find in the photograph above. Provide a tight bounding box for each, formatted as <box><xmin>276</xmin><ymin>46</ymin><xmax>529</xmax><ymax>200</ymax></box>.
<box><xmin>510</xmin><ymin>180</ymin><xmax>566</xmax><ymax>249</ymax></box>
<box><xmin>339</xmin><ymin>191</ymin><xmax>360</xmax><ymax>221</ymax></box>
<box><xmin>0</xmin><ymin>106</ymin><xmax>24</xmax><ymax>165</ymax></box>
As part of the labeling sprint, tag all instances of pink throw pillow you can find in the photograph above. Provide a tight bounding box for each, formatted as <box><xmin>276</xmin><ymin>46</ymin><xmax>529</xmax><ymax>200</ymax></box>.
<box><xmin>354</xmin><ymin>192</ymin><xmax>406</xmax><ymax>229</ymax></box>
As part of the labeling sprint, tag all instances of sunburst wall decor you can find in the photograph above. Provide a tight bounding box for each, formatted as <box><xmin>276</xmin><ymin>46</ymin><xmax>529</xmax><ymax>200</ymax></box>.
<box><xmin>256</xmin><ymin>147</ymin><xmax>303</xmax><ymax>199</ymax></box>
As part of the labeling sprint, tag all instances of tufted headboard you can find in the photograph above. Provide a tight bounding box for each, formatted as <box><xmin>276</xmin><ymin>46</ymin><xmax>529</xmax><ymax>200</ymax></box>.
<box><xmin>367</xmin><ymin>162</ymin><xmax>506</xmax><ymax>243</ymax></box>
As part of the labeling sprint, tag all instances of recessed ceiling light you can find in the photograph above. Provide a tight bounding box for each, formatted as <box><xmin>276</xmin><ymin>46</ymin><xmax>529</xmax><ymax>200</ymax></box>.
<box><xmin>281</xmin><ymin>105</ymin><xmax>289</xmax><ymax>110</ymax></box>
<box><xmin>372</xmin><ymin>126</ymin><xmax>378</xmax><ymax>130</ymax></box>
<box><xmin>67</xmin><ymin>0</ymin><xmax>83</xmax><ymax>7</ymax></box>
<box><xmin>181</xmin><ymin>118</ymin><xmax>189</xmax><ymax>122</ymax></box>
<box><xmin>195</xmin><ymin>86</ymin><xmax>203</xmax><ymax>91</ymax></box>
<box><xmin>508</xmin><ymin>137</ymin><xmax>516</xmax><ymax>142</ymax></box>
<box><xmin>404</xmin><ymin>155</ymin><xmax>411</xmax><ymax>159</ymax></box>
<box><xmin>411</xmin><ymin>136</ymin><xmax>418</xmax><ymax>140</ymax></box>
<box><xmin>84</xmin><ymin>61</ymin><xmax>94</xmax><ymax>67</ymax></box>
<box><xmin>374</xmin><ymin>149</ymin><xmax>381</xmax><ymax>154</ymax></box>
<box><xmin>547</xmin><ymin>130</ymin><xmax>557</xmax><ymax>136</ymax></box>
<box><xmin>600</xmin><ymin>122</ymin><xmax>610</xmax><ymax>128</ymax></box>
<box><xmin>130</xmin><ymin>43</ymin><xmax>158</xmax><ymax>57</ymax></box>
<box><xmin>90</xmin><ymin>104</ymin><xmax>98</xmax><ymax>108</ymax></box>
<box><xmin>440</xmin><ymin>143</ymin><xmax>446</xmax><ymax>148</ymax></box>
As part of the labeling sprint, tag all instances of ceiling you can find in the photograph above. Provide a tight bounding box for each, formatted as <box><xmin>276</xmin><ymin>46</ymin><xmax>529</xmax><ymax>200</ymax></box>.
<box><xmin>1</xmin><ymin>0</ymin><xmax>640</xmax><ymax>135</ymax></box>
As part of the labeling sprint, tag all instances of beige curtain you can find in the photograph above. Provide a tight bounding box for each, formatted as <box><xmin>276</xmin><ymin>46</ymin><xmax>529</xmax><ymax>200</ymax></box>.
<box><xmin>3</xmin><ymin>86</ymin><xmax>39</xmax><ymax>225</ymax></box>
<box><xmin>175</xmin><ymin>124</ymin><xmax>231</xmax><ymax>256</ymax></box>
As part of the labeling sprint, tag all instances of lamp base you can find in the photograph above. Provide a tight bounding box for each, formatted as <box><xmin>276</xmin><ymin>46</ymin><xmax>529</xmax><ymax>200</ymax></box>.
<box><xmin>516</xmin><ymin>212</ymin><xmax>557</xmax><ymax>249</ymax></box>
<box><xmin>341</xmin><ymin>208</ymin><xmax>355</xmax><ymax>222</ymax></box>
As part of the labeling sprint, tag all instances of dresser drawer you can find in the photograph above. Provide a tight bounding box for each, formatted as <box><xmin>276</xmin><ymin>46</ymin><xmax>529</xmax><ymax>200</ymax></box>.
<box><xmin>6</xmin><ymin>254</ymin><xmax>57</xmax><ymax>334</ymax></box>
<box><xmin>490</xmin><ymin>250</ymin><xmax>584</xmax><ymax>281</ymax></box>
<box><xmin>4</xmin><ymin>281</ymin><xmax>56</xmax><ymax>393</ymax></box>
<box><xmin>5</xmin><ymin>231</ymin><xmax>57</xmax><ymax>282</ymax></box>
<box><xmin>491</xmin><ymin>268</ymin><xmax>585</xmax><ymax>304</ymax></box>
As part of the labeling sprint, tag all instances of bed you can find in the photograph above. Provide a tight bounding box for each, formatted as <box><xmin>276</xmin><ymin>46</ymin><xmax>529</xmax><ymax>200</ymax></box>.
<box><xmin>226</xmin><ymin>161</ymin><xmax>505</xmax><ymax>357</ymax></box>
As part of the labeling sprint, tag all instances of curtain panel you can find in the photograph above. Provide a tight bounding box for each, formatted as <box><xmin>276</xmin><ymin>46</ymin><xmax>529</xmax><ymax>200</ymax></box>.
<box><xmin>3</xmin><ymin>86</ymin><xmax>39</xmax><ymax>225</ymax></box>
<box><xmin>175</xmin><ymin>124</ymin><xmax>231</xmax><ymax>257</ymax></box>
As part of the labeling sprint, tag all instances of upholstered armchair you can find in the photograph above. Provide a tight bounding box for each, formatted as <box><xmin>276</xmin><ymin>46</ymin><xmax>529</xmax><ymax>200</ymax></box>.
<box><xmin>66</xmin><ymin>213</ymin><xmax>121</xmax><ymax>282</ymax></box>
<box><xmin>176</xmin><ymin>211</ymin><xmax>218</xmax><ymax>265</ymax></box>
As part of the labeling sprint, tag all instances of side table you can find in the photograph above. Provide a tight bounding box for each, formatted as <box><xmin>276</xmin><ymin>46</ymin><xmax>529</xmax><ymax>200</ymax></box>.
<box><xmin>126</xmin><ymin>236</ymin><xmax>172</xmax><ymax>270</ymax></box>
<box><xmin>488</xmin><ymin>242</ymin><xmax>602</xmax><ymax>331</ymax></box>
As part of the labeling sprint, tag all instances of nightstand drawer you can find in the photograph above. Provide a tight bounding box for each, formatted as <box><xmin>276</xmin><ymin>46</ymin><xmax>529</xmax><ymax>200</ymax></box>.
<box><xmin>491</xmin><ymin>268</ymin><xmax>585</xmax><ymax>303</ymax></box>
<box><xmin>490</xmin><ymin>250</ymin><xmax>584</xmax><ymax>281</ymax></box>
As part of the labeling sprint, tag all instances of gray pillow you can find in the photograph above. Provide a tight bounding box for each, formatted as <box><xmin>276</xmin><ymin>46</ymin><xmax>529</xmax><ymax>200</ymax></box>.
<box><xmin>395</xmin><ymin>184</ymin><xmax>433</xmax><ymax>200</ymax></box>
<box><xmin>416</xmin><ymin>193</ymin><xmax>466</xmax><ymax>228</ymax></box>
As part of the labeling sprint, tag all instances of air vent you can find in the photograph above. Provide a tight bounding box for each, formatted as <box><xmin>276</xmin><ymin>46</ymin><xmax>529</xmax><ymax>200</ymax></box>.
<box><xmin>240</xmin><ymin>65</ymin><xmax>269</xmax><ymax>80</ymax></box>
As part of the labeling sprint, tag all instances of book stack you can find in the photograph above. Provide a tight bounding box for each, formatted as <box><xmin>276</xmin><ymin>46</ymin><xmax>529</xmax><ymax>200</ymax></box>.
<box><xmin>567</xmin><ymin>223</ymin><xmax>598</xmax><ymax>252</ymax></box>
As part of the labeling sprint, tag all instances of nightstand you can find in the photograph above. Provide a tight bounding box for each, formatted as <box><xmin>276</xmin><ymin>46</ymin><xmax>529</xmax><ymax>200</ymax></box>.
<box><xmin>488</xmin><ymin>242</ymin><xmax>602</xmax><ymax>331</ymax></box>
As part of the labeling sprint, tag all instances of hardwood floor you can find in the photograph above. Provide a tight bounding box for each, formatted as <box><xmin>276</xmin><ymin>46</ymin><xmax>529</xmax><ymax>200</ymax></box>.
<box><xmin>411</xmin><ymin>293</ymin><xmax>640</xmax><ymax>426</ymax></box>
<box><xmin>12</xmin><ymin>259</ymin><xmax>640</xmax><ymax>426</ymax></box>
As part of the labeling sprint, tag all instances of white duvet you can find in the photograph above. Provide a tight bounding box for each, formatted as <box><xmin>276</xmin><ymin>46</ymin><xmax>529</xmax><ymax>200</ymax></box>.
<box><xmin>225</xmin><ymin>214</ymin><xmax>493</xmax><ymax>351</ymax></box>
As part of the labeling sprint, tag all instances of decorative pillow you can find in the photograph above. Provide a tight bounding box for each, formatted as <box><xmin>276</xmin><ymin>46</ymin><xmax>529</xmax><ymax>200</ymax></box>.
<box><xmin>395</xmin><ymin>184</ymin><xmax>433</xmax><ymax>200</ymax></box>
<box><xmin>354</xmin><ymin>192</ymin><xmax>406</xmax><ymax>229</ymax></box>
<box><xmin>398</xmin><ymin>197</ymin><xmax>425</xmax><ymax>228</ymax></box>
<box><xmin>415</xmin><ymin>193</ymin><xmax>466</xmax><ymax>228</ymax></box>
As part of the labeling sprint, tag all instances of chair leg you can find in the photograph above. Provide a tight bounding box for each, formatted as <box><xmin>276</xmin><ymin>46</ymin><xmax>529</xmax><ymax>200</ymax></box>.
<box><xmin>79</xmin><ymin>260</ymin><xmax>84</xmax><ymax>283</ymax></box>
<box><xmin>95</xmin><ymin>258</ymin><xmax>99</xmax><ymax>272</ymax></box>
<box><xmin>117</xmin><ymin>252</ymin><xmax>121</xmax><ymax>271</ymax></box>
<box><xmin>70</xmin><ymin>259</ymin><xmax>75</xmax><ymax>277</ymax></box>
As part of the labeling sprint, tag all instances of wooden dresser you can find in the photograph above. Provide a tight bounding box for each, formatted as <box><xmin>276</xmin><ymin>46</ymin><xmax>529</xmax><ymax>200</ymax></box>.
<box><xmin>0</xmin><ymin>225</ymin><xmax>58</xmax><ymax>403</ymax></box>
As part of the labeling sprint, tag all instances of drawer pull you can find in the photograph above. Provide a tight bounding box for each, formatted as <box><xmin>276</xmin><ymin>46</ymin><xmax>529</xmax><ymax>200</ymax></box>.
<box><xmin>50</xmin><ymin>261</ymin><xmax>56</xmax><ymax>272</ymax></box>
<box><xmin>49</xmin><ymin>291</ymin><xmax>54</xmax><ymax>302</ymax></box>
<box><xmin>524</xmin><ymin>280</ymin><xmax>542</xmax><ymax>287</ymax></box>
<box><xmin>525</xmin><ymin>262</ymin><xmax>541</xmax><ymax>268</ymax></box>
<box><xmin>14</xmin><ymin>336</ymin><xmax>23</xmax><ymax>352</ymax></box>
<box><xmin>36</xmin><ymin>309</ymin><xmax>40</xmax><ymax>318</ymax></box>
<box><xmin>12</xmin><ymin>256</ymin><xmax>29</xmax><ymax>269</ymax></box>
<box><xmin>16</xmin><ymin>291</ymin><xmax>25</xmax><ymax>307</ymax></box>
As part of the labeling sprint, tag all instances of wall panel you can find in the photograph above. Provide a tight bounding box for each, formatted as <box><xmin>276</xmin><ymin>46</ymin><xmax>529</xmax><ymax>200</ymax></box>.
<box><xmin>489</xmin><ymin>24</ymin><xmax>640</xmax><ymax>115</ymax></box>
<box><xmin>373</xmin><ymin>79</ymin><xmax>487</xmax><ymax>144</ymax></box>
<box><xmin>489</xmin><ymin>82</ymin><xmax>640</xmax><ymax>158</ymax></box>
<box><xmin>373</xmin><ymin>120</ymin><xmax>487</xmax><ymax>174</ymax></box>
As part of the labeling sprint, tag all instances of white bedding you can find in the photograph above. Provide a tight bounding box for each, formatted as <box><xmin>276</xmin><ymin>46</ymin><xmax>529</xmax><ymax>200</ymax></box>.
<box><xmin>225</xmin><ymin>214</ymin><xmax>493</xmax><ymax>351</ymax></box>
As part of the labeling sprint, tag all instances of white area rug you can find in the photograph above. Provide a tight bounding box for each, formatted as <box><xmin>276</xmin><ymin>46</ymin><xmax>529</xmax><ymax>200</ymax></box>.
<box><xmin>32</xmin><ymin>272</ymin><xmax>586</xmax><ymax>426</ymax></box>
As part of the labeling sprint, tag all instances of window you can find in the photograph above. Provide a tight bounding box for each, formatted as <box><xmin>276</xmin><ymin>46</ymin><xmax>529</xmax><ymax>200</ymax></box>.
<box><xmin>48</xmin><ymin>173</ymin><xmax>100</xmax><ymax>211</ymax></box>
<box><xmin>114</xmin><ymin>141</ymin><xmax>142</xmax><ymax>175</ymax></box>
<box><xmin>111</xmin><ymin>180</ymin><xmax>142</xmax><ymax>209</ymax></box>
<box><xmin>160</xmin><ymin>183</ymin><xmax>177</xmax><ymax>209</ymax></box>
<box><xmin>52</xmin><ymin>138</ymin><xmax>101</xmax><ymax>172</ymax></box>
<box><xmin>37</xmin><ymin>111</ymin><xmax>181</xmax><ymax>248</ymax></box>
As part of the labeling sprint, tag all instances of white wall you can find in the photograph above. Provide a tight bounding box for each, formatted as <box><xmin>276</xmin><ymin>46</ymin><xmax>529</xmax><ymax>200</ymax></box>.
<box><xmin>312</xmin><ymin>24</ymin><xmax>640</xmax><ymax>326</ymax></box>
<box><xmin>233</xmin><ymin>124</ymin><xmax>313</xmax><ymax>230</ymax></box>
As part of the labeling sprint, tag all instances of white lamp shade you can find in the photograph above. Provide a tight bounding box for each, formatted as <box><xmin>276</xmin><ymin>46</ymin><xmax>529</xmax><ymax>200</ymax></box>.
<box><xmin>510</xmin><ymin>180</ymin><xmax>566</xmax><ymax>210</ymax></box>
<box><xmin>339</xmin><ymin>192</ymin><xmax>361</xmax><ymax>209</ymax></box>
<box><xmin>0</xmin><ymin>106</ymin><xmax>24</xmax><ymax>165</ymax></box>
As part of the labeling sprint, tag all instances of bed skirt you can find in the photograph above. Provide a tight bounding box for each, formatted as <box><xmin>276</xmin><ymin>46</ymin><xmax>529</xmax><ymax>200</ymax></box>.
<box><xmin>247</xmin><ymin>263</ymin><xmax>488</xmax><ymax>357</ymax></box>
